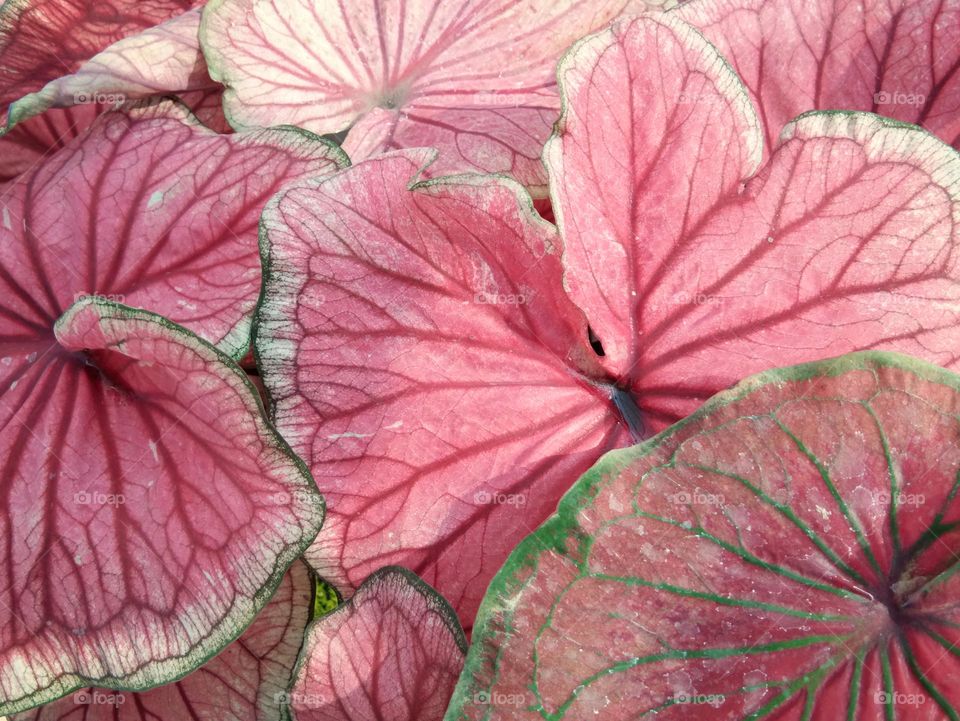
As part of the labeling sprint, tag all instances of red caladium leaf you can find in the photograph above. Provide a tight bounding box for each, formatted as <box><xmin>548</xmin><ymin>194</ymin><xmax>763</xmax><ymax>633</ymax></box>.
<box><xmin>12</xmin><ymin>559</ymin><xmax>316</xmax><ymax>721</ymax></box>
<box><xmin>255</xmin><ymin>13</ymin><xmax>960</xmax><ymax>628</ymax></box>
<box><xmin>0</xmin><ymin>297</ymin><xmax>323</xmax><ymax>714</ymax></box>
<box><xmin>199</xmin><ymin>0</ymin><xmax>649</xmax><ymax>191</ymax></box>
<box><xmin>0</xmin><ymin>0</ymin><xmax>198</xmax><ymax>127</ymax></box>
<box><xmin>0</xmin><ymin>99</ymin><xmax>345</xmax><ymax>358</ymax></box>
<box><xmin>444</xmin><ymin>352</ymin><xmax>960</xmax><ymax>720</ymax></box>
<box><xmin>679</xmin><ymin>0</ymin><xmax>960</xmax><ymax>154</ymax></box>
<box><xmin>289</xmin><ymin>567</ymin><xmax>466</xmax><ymax>721</ymax></box>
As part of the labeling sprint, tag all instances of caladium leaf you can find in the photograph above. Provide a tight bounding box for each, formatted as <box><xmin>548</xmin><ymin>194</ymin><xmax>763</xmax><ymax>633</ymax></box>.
<box><xmin>255</xmin><ymin>151</ymin><xmax>624</xmax><ymax>622</ymax></box>
<box><xmin>547</xmin><ymin>13</ymin><xmax>960</xmax><ymax>428</ymax></box>
<box><xmin>679</xmin><ymin>0</ymin><xmax>960</xmax><ymax>154</ymax></box>
<box><xmin>0</xmin><ymin>88</ymin><xmax>228</xmax><ymax>184</ymax></box>
<box><xmin>0</xmin><ymin>103</ymin><xmax>105</xmax><ymax>183</ymax></box>
<box><xmin>5</xmin><ymin>7</ymin><xmax>221</xmax><ymax>132</ymax></box>
<box><xmin>445</xmin><ymin>351</ymin><xmax>960</xmax><ymax>720</ymax></box>
<box><xmin>200</xmin><ymin>0</ymin><xmax>649</xmax><ymax>191</ymax></box>
<box><xmin>0</xmin><ymin>99</ymin><xmax>346</xmax><ymax>358</ymax></box>
<box><xmin>0</xmin><ymin>297</ymin><xmax>323</xmax><ymax>714</ymax></box>
<box><xmin>289</xmin><ymin>567</ymin><xmax>466</xmax><ymax>721</ymax></box>
<box><xmin>12</xmin><ymin>559</ymin><xmax>315</xmax><ymax>721</ymax></box>
<box><xmin>0</xmin><ymin>0</ymin><xmax>198</xmax><ymax>127</ymax></box>
<box><xmin>256</xmin><ymin>13</ymin><xmax>960</xmax><ymax>630</ymax></box>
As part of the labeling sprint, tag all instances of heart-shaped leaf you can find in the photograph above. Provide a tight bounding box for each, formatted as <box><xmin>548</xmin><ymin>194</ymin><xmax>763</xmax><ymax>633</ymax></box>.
<box><xmin>546</xmin><ymin>12</ymin><xmax>960</xmax><ymax>428</ymax></box>
<box><xmin>0</xmin><ymin>294</ymin><xmax>324</xmax><ymax>713</ymax></box>
<box><xmin>0</xmin><ymin>0</ymin><xmax>198</xmax><ymax>127</ymax></box>
<box><xmin>200</xmin><ymin>0</ymin><xmax>647</xmax><ymax>190</ymax></box>
<box><xmin>1</xmin><ymin>99</ymin><xmax>345</xmax><ymax>358</ymax></box>
<box><xmin>679</xmin><ymin>0</ymin><xmax>960</xmax><ymax>154</ymax></box>
<box><xmin>255</xmin><ymin>150</ymin><xmax>625</xmax><ymax>623</ymax></box>
<box><xmin>289</xmin><ymin>567</ymin><xmax>465</xmax><ymax>721</ymax></box>
<box><xmin>12</xmin><ymin>559</ymin><xmax>316</xmax><ymax>721</ymax></box>
<box><xmin>446</xmin><ymin>352</ymin><xmax>960</xmax><ymax>720</ymax></box>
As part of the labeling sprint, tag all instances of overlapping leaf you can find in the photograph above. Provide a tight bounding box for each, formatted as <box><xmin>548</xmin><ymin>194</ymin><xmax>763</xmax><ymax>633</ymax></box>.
<box><xmin>255</xmin><ymin>151</ymin><xmax>624</xmax><ymax>623</ymax></box>
<box><xmin>0</xmin><ymin>87</ymin><xmax>227</xmax><ymax>183</ymax></box>
<box><xmin>0</xmin><ymin>99</ymin><xmax>342</xmax><ymax>711</ymax></box>
<box><xmin>13</xmin><ymin>560</ymin><xmax>315</xmax><ymax>721</ymax></box>
<box><xmin>0</xmin><ymin>99</ymin><xmax>345</xmax><ymax>358</ymax></box>
<box><xmin>289</xmin><ymin>568</ymin><xmax>465</xmax><ymax>721</ymax></box>
<box><xmin>200</xmin><ymin>0</ymin><xmax>652</xmax><ymax>190</ymax></box>
<box><xmin>0</xmin><ymin>0</ymin><xmax>198</xmax><ymax>127</ymax></box>
<box><xmin>4</xmin><ymin>7</ymin><xmax>217</xmax><ymax>132</ymax></box>
<box><xmin>446</xmin><ymin>352</ymin><xmax>960</xmax><ymax>720</ymax></box>
<box><xmin>679</xmin><ymin>0</ymin><xmax>960</xmax><ymax>154</ymax></box>
<box><xmin>255</xmin><ymin>12</ymin><xmax>960</xmax><ymax>631</ymax></box>
<box><xmin>0</xmin><ymin>298</ymin><xmax>323</xmax><ymax>714</ymax></box>
<box><xmin>546</xmin><ymin>13</ymin><xmax>960</xmax><ymax>427</ymax></box>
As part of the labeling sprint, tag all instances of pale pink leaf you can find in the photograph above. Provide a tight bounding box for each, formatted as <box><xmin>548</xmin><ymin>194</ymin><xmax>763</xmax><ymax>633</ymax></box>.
<box><xmin>5</xmin><ymin>8</ymin><xmax>219</xmax><ymax>131</ymax></box>
<box><xmin>200</xmin><ymin>0</ymin><xmax>646</xmax><ymax>189</ymax></box>
<box><xmin>0</xmin><ymin>0</ymin><xmax>198</xmax><ymax>126</ymax></box>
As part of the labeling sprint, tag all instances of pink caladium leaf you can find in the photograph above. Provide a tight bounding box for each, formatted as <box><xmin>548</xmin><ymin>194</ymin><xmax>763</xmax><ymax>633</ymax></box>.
<box><xmin>0</xmin><ymin>88</ymin><xmax>229</xmax><ymax>184</ymax></box>
<box><xmin>199</xmin><ymin>0</ymin><xmax>649</xmax><ymax>192</ymax></box>
<box><xmin>288</xmin><ymin>567</ymin><xmax>466</xmax><ymax>721</ymax></box>
<box><xmin>12</xmin><ymin>559</ymin><xmax>316</xmax><ymax>721</ymax></box>
<box><xmin>444</xmin><ymin>352</ymin><xmax>960</xmax><ymax>720</ymax></box>
<box><xmin>255</xmin><ymin>13</ymin><xmax>960</xmax><ymax>629</ymax></box>
<box><xmin>4</xmin><ymin>7</ymin><xmax>223</xmax><ymax>134</ymax></box>
<box><xmin>679</xmin><ymin>0</ymin><xmax>960</xmax><ymax>154</ymax></box>
<box><xmin>0</xmin><ymin>0</ymin><xmax>199</xmax><ymax>126</ymax></box>
<box><xmin>547</xmin><ymin>13</ymin><xmax>960</xmax><ymax>427</ymax></box>
<box><xmin>255</xmin><ymin>150</ymin><xmax>623</xmax><ymax>623</ymax></box>
<box><xmin>0</xmin><ymin>99</ymin><xmax>346</xmax><ymax>359</ymax></box>
<box><xmin>0</xmin><ymin>102</ymin><xmax>105</xmax><ymax>183</ymax></box>
<box><xmin>0</xmin><ymin>297</ymin><xmax>324</xmax><ymax>714</ymax></box>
